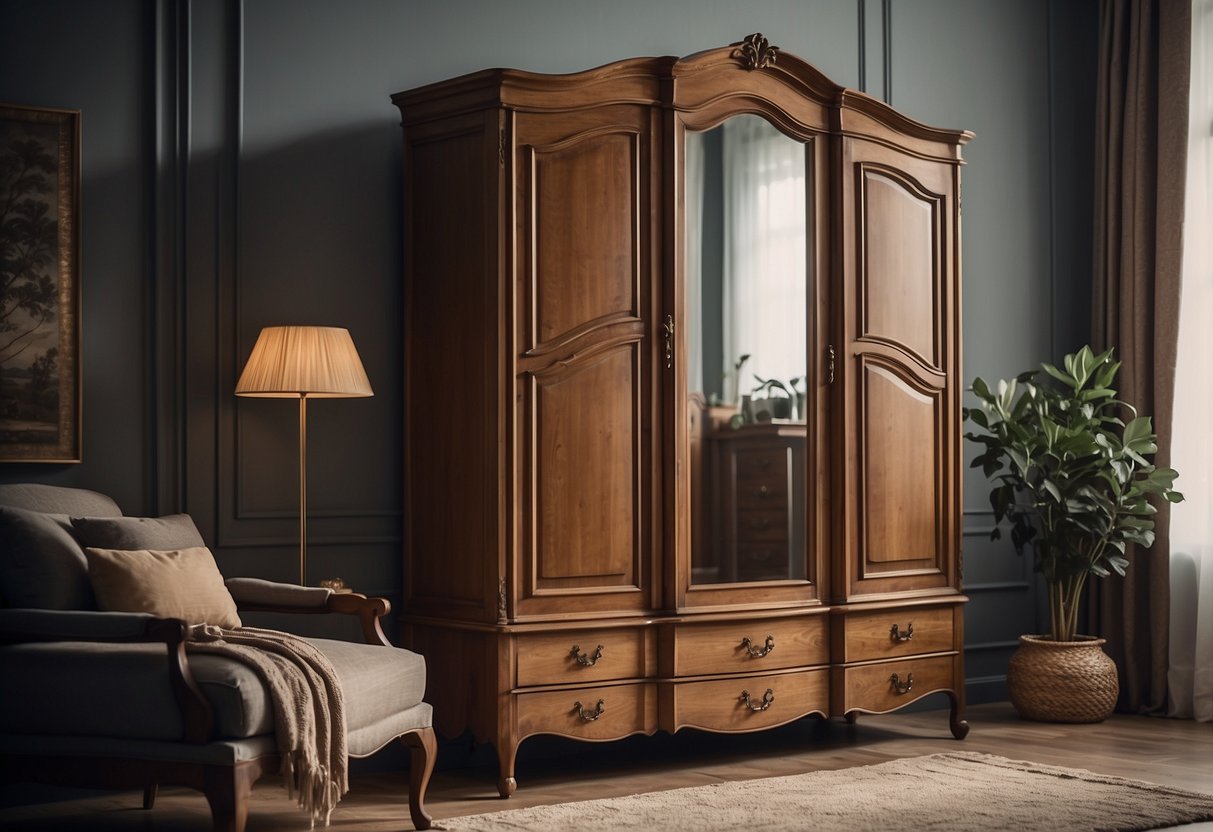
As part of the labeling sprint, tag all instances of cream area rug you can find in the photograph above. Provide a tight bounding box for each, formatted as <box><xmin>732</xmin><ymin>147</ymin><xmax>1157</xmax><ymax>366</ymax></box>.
<box><xmin>435</xmin><ymin>752</ymin><xmax>1213</xmax><ymax>832</ymax></box>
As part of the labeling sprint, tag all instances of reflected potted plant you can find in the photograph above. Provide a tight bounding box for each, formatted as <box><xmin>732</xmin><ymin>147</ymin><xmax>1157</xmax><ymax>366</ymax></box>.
<box><xmin>751</xmin><ymin>375</ymin><xmax>793</xmax><ymax>420</ymax></box>
<box><xmin>964</xmin><ymin>346</ymin><xmax>1182</xmax><ymax>722</ymax></box>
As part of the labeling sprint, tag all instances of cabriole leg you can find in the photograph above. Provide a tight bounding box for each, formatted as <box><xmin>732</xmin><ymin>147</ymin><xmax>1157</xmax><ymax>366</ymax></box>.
<box><xmin>401</xmin><ymin>727</ymin><xmax>438</xmax><ymax>830</ymax></box>
<box><xmin>948</xmin><ymin>690</ymin><xmax>970</xmax><ymax>739</ymax></box>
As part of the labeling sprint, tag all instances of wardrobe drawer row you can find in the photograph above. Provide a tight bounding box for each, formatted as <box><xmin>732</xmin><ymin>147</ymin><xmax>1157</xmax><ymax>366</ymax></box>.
<box><xmin>513</xmin><ymin>654</ymin><xmax>959</xmax><ymax>740</ymax></box>
<box><xmin>512</xmin><ymin>605</ymin><xmax>957</xmax><ymax>688</ymax></box>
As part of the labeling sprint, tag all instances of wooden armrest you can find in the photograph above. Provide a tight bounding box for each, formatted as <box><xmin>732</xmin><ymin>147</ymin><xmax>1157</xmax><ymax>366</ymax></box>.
<box><xmin>0</xmin><ymin>611</ymin><xmax>214</xmax><ymax>745</ymax></box>
<box><xmin>237</xmin><ymin>592</ymin><xmax>393</xmax><ymax>647</ymax></box>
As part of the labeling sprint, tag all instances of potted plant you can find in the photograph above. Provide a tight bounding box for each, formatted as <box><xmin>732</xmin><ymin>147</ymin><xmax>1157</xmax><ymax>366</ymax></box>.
<box><xmin>964</xmin><ymin>346</ymin><xmax>1182</xmax><ymax>722</ymax></box>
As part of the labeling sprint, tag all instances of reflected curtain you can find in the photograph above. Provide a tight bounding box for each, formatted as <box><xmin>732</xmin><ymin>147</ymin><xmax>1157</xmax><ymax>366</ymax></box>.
<box><xmin>1090</xmin><ymin>0</ymin><xmax>1191</xmax><ymax>713</ymax></box>
<box><xmin>722</xmin><ymin>118</ymin><xmax>806</xmax><ymax>395</ymax></box>
<box><xmin>1168</xmin><ymin>0</ymin><xmax>1213</xmax><ymax>723</ymax></box>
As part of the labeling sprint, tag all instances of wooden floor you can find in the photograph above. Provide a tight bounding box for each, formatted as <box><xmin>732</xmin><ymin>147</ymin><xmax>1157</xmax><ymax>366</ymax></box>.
<box><xmin>2</xmin><ymin>702</ymin><xmax>1211</xmax><ymax>831</ymax></box>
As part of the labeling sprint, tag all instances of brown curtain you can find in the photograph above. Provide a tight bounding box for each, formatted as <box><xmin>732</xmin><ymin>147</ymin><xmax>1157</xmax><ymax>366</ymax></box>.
<box><xmin>1090</xmin><ymin>0</ymin><xmax>1190</xmax><ymax>713</ymax></box>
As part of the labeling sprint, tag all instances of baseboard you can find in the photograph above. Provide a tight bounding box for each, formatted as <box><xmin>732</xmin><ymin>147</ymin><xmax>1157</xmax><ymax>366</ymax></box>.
<box><xmin>966</xmin><ymin>674</ymin><xmax>1008</xmax><ymax>705</ymax></box>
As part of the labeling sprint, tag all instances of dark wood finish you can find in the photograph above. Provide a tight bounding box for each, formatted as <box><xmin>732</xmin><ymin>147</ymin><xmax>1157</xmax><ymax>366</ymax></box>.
<box><xmin>395</xmin><ymin>34</ymin><xmax>969</xmax><ymax>796</ymax></box>
<box><xmin>2</xmin><ymin>594</ymin><xmax>435</xmax><ymax>831</ymax></box>
<box><xmin>237</xmin><ymin>591</ymin><xmax>393</xmax><ymax>647</ymax></box>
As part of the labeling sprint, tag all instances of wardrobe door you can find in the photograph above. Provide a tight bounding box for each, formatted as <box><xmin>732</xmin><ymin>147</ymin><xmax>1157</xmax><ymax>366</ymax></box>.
<box><xmin>836</xmin><ymin>136</ymin><xmax>962</xmax><ymax>601</ymax></box>
<box><xmin>676</xmin><ymin>113</ymin><xmax>830</xmax><ymax>612</ymax></box>
<box><xmin>511</xmin><ymin>104</ymin><xmax>663</xmax><ymax>619</ymax></box>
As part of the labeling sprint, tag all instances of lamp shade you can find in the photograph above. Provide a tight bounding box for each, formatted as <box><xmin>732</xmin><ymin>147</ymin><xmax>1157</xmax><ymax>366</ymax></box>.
<box><xmin>235</xmin><ymin>326</ymin><xmax>373</xmax><ymax>398</ymax></box>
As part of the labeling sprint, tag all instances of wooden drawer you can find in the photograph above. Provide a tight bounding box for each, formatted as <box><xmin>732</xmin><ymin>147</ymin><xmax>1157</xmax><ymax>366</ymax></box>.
<box><xmin>671</xmin><ymin>668</ymin><xmax>828</xmax><ymax>732</ymax></box>
<box><xmin>515</xmin><ymin>682</ymin><xmax>658</xmax><ymax>741</ymax></box>
<box><xmin>735</xmin><ymin>477</ymin><xmax>789</xmax><ymax>509</ymax></box>
<box><xmin>674</xmin><ymin>615</ymin><xmax>828</xmax><ymax>676</ymax></box>
<box><xmin>838</xmin><ymin>605</ymin><xmax>955</xmax><ymax>663</ymax></box>
<box><xmin>736</xmin><ymin>448</ymin><xmax>788</xmax><ymax>479</ymax></box>
<box><xmin>735</xmin><ymin>509</ymin><xmax>789</xmax><ymax>542</ymax></box>
<box><xmin>516</xmin><ymin>627</ymin><xmax>653</xmax><ymax>687</ymax></box>
<box><xmin>837</xmin><ymin>655</ymin><xmax>956</xmax><ymax>714</ymax></box>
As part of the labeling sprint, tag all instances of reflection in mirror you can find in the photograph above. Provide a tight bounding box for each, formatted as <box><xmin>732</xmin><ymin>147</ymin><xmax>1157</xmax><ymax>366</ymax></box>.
<box><xmin>685</xmin><ymin>114</ymin><xmax>808</xmax><ymax>587</ymax></box>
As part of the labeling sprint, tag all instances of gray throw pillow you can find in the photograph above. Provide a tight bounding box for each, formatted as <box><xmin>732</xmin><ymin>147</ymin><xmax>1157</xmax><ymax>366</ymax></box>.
<box><xmin>71</xmin><ymin>513</ymin><xmax>206</xmax><ymax>551</ymax></box>
<box><xmin>0</xmin><ymin>506</ymin><xmax>96</xmax><ymax>609</ymax></box>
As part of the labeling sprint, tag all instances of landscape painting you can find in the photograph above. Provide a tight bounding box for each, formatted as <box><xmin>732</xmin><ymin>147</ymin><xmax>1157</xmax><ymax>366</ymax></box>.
<box><xmin>0</xmin><ymin>104</ymin><xmax>80</xmax><ymax>462</ymax></box>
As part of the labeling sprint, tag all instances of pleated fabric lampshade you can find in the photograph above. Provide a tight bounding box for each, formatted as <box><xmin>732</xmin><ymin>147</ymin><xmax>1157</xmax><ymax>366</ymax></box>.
<box><xmin>235</xmin><ymin>326</ymin><xmax>373</xmax><ymax>398</ymax></box>
<box><xmin>235</xmin><ymin>325</ymin><xmax>373</xmax><ymax>585</ymax></box>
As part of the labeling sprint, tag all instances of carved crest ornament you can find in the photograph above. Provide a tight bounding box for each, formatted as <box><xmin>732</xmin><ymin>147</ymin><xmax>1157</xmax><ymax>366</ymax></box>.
<box><xmin>735</xmin><ymin>32</ymin><xmax>778</xmax><ymax>70</ymax></box>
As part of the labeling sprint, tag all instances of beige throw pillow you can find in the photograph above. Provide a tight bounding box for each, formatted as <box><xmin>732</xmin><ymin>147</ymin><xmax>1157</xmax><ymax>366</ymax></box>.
<box><xmin>84</xmin><ymin>546</ymin><xmax>242</xmax><ymax>629</ymax></box>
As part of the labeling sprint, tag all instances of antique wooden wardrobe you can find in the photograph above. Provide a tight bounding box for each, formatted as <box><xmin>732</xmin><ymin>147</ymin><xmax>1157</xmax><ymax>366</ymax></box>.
<box><xmin>393</xmin><ymin>35</ymin><xmax>971</xmax><ymax>796</ymax></box>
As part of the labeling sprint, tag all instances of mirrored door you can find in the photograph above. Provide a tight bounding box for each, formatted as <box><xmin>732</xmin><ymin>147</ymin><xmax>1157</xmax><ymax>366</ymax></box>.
<box><xmin>683</xmin><ymin>114</ymin><xmax>810</xmax><ymax>588</ymax></box>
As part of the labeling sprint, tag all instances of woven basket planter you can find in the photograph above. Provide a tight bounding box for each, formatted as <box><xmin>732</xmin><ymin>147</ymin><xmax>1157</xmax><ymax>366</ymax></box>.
<box><xmin>1006</xmin><ymin>635</ymin><xmax>1119</xmax><ymax>723</ymax></box>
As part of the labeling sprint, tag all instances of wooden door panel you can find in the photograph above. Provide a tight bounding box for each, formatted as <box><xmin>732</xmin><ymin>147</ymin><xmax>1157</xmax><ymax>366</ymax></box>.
<box><xmin>529</xmin><ymin>133</ymin><xmax>639</xmax><ymax>346</ymax></box>
<box><xmin>840</xmin><ymin>137</ymin><xmax>960</xmax><ymax>600</ymax></box>
<box><xmin>513</xmin><ymin>105</ymin><xmax>659</xmax><ymax>618</ymax></box>
<box><xmin>533</xmin><ymin>345</ymin><xmax>639</xmax><ymax>587</ymax></box>
<box><xmin>861</xmin><ymin>361</ymin><xmax>940</xmax><ymax>568</ymax></box>
<box><xmin>859</xmin><ymin>167</ymin><xmax>941</xmax><ymax>368</ymax></box>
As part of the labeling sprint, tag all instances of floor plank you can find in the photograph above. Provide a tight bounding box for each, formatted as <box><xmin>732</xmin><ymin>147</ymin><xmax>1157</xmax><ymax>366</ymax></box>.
<box><xmin>2</xmin><ymin>702</ymin><xmax>1211</xmax><ymax>830</ymax></box>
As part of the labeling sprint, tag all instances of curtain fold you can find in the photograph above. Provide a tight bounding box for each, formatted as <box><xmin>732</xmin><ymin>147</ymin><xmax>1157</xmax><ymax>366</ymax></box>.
<box><xmin>1168</xmin><ymin>0</ymin><xmax>1213</xmax><ymax>723</ymax></box>
<box><xmin>1090</xmin><ymin>0</ymin><xmax>1191</xmax><ymax>713</ymax></box>
<box><xmin>722</xmin><ymin>116</ymin><xmax>807</xmax><ymax>397</ymax></box>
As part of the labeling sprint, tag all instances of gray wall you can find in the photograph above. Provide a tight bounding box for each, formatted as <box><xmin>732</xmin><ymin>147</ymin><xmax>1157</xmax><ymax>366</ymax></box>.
<box><xmin>0</xmin><ymin>0</ymin><xmax>1098</xmax><ymax>701</ymax></box>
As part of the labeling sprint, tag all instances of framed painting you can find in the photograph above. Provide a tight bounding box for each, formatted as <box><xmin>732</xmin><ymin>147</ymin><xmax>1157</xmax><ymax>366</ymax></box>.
<box><xmin>0</xmin><ymin>104</ymin><xmax>81</xmax><ymax>463</ymax></box>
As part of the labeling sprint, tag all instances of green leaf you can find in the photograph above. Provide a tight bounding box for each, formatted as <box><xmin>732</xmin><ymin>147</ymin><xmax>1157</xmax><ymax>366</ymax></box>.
<box><xmin>1122</xmin><ymin>416</ymin><xmax>1153</xmax><ymax>448</ymax></box>
<box><xmin>1041</xmin><ymin>362</ymin><xmax>1071</xmax><ymax>386</ymax></box>
<box><xmin>972</xmin><ymin>377</ymin><xmax>992</xmax><ymax>401</ymax></box>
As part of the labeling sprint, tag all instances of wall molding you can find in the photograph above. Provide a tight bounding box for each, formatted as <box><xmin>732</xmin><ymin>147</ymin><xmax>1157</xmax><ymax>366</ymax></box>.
<box><xmin>148</xmin><ymin>0</ymin><xmax>190</xmax><ymax>516</ymax></box>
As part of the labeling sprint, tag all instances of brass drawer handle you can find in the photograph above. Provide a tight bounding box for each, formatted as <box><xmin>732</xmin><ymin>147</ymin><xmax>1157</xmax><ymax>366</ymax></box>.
<box><xmin>570</xmin><ymin>644</ymin><xmax>604</xmax><ymax>666</ymax></box>
<box><xmin>749</xmin><ymin>517</ymin><xmax>772</xmax><ymax>531</ymax></box>
<box><xmin>573</xmin><ymin>699</ymin><xmax>605</xmax><ymax>721</ymax></box>
<box><xmin>756</xmin><ymin>484</ymin><xmax>771</xmax><ymax>498</ymax></box>
<box><xmin>740</xmin><ymin>634</ymin><xmax>775</xmax><ymax>658</ymax></box>
<box><xmin>740</xmin><ymin>688</ymin><xmax>775</xmax><ymax>712</ymax></box>
<box><xmin>890</xmin><ymin>622</ymin><xmax>914</xmax><ymax>643</ymax></box>
<box><xmin>890</xmin><ymin>672</ymin><xmax>913</xmax><ymax>695</ymax></box>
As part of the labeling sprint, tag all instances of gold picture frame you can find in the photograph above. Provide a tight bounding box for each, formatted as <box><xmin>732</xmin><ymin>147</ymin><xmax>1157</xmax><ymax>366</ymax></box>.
<box><xmin>0</xmin><ymin>104</ymin><xmax>81</xmax><ymax>463</ymax></box>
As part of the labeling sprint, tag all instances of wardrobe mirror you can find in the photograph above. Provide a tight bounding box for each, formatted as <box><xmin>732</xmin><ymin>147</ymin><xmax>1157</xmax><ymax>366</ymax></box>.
<box><xmin>685</xmin><ymin>113</ymin><xmax>809</xmax><ymax>587</ymax></box>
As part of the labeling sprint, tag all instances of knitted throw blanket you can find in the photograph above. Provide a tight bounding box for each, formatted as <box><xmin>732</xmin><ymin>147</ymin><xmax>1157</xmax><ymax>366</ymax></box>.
<box><xmin>186</xmin><ymin>625</ymin><xmax>348</xmax><ymax>827</ymax></box>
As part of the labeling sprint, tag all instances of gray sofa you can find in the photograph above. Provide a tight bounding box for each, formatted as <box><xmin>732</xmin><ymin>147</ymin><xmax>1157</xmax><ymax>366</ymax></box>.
<box><xmin>0</xmin><ymin>483</ymin><xmax>436</xmax><ymax>831</ymax></box>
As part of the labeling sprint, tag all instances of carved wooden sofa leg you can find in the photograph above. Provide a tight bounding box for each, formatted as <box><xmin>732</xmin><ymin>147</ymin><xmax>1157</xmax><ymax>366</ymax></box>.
<box><xmin>401</xmin><ymin>727</ymin><xmax>438</xmax><ymax>830</ymax></box>
<box><xmin>202</xmin><ymin>761</ymin><xmax>261</xmax><ymax>832</ymax></box>
<box><xmin>142</xmin><ymin>784</ymin><xmax>157</xmax><ymax>809</ymax></box>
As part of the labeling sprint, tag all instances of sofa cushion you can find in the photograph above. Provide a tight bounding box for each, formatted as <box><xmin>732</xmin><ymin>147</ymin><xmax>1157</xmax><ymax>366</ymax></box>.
<box><xmin>0</xmin><ymin>637</ymin><xmax>428</xmax><ymax>755</ymax></box>
<box><xmin>307</xmin><ymin>637</ymin><xmax>428</xmax><ymax>756</ymax></box>
<box><xmin>85</xmin><ymin>546</ymin><xmax>242</xmax><ymax>629</ymax></box>
<box><xmin>0</xmin><ymin>506</ymin><xmax>95</xmax><ymax>610</ymax></box>
<box><xmin>0</xmin><ymin>484</ymin><xmax>122</xmax><ymax>517</ymax></box>
<box><xmin>71</xmin><ymin>513</ymin><xmax>206</xmax><ymax>550</ymax></box>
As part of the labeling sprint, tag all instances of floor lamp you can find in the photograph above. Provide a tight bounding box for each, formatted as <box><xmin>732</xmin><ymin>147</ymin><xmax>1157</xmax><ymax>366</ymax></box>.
<box><xmin>235</xmin><ymin>325</ymin><xmax>373</xmax><ymax>585</ymax></box>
